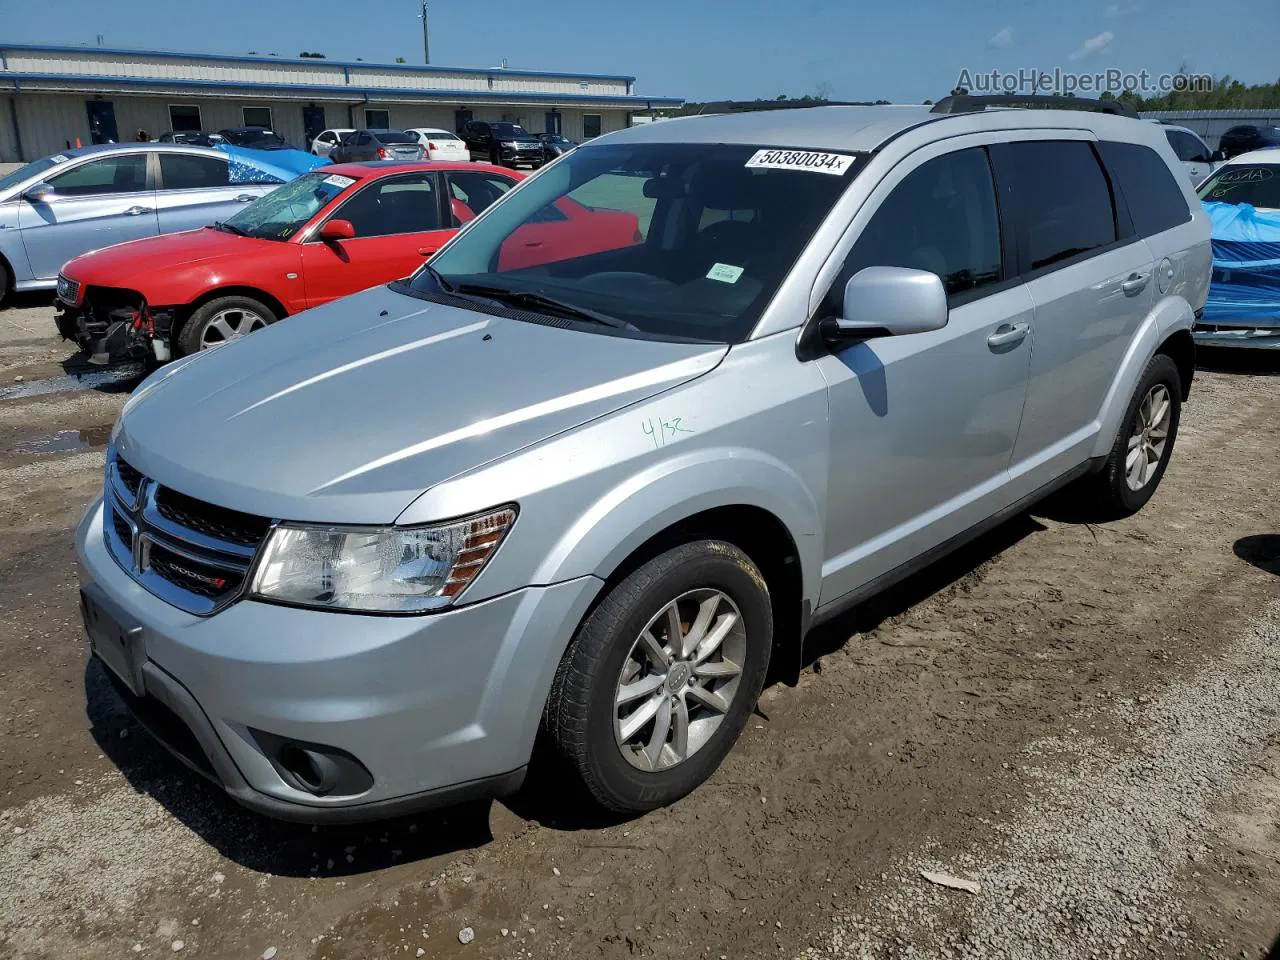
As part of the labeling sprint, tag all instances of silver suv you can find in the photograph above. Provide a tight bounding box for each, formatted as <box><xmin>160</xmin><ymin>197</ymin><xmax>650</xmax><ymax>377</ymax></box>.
<box><xmin>76</xmin><ymin>96</ymin><xmax>1210</xmax><ymax>821</ymax></box>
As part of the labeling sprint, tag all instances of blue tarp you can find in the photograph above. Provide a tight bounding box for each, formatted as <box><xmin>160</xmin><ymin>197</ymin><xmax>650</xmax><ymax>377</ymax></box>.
<box><xmin>213</xmin><ymin>144</ymin><xmax>330</xmax><ymax>185</ymax></box>
<box><xmin>1202</xmin><ymin>200</ymin><xmax>1280</xmax><ymax>324</ymax></box>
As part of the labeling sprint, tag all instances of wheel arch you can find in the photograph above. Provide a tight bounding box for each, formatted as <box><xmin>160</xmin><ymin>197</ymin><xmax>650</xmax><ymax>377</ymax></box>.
<box><xmin>182</xmin><ymin>285</ymin><xmax>289</xmax><ymax>325</ymax></box>
<box><xmin>1156</xmin><ymin>328</ymin><xmax>1195</xmax><ymax>401</ymax></box>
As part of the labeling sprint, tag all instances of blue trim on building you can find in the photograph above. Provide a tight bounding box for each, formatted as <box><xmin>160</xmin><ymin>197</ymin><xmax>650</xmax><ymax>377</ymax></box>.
<box><xmin>0</xmin><ymin>42</ymin><xmax>638</xmax><ymax>84</ymax></box>
<box><xmin>0</xmin><ymin>71</ymin><xmax>684</xmax><ymax>107</ymax></box>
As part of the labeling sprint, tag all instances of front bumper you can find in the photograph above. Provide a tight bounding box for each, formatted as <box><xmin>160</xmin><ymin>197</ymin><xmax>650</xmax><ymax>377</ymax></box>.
<box><xmin>76</xmin><ymin>498</ymin><xmax>601</xmax><ymax>822</ymax></box>
<box><xmin>1192</xmin><ymin>320</ymin><xmax>1280</xmax><ymax>350</ymax></box>
<box><xmin>499</xmin><ymin>146</ymin><xmax>543</xmax><ymax>165</ymax></box>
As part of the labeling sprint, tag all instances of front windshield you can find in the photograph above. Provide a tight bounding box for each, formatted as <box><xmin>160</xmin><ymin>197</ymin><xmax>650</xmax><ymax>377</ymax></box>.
<box><xmin>410</xmin><ymin>142</ymin><xmax>863</xmax><ymax>342</ymax></box>
<box><xmin>223</xmin><ymin>171</ymin><xmax>352</xmax><ymax>240</ymax></box>
<box><xmin>1198</xmin><ymin>164</ymin><xmax>1280</xmax><ymax>209</ymax></box>
<box><xmin>0</xmin><ymin>155</ymin><xmax>64</xmax><ymax>194</ymax></box>
<box><xmin>491</xmin><ymin>123</ymin><xmax>529</xmax><ymax>139</ymax></box>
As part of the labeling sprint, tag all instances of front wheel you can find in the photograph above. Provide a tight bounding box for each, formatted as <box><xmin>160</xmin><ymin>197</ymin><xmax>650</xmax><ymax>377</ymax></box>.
<box><xmin>176</xmin><ymin>295</ymin><xmax>278</xmax><ymax>356</ymax></box>
<box><xmin>544</xmin><ymin>540</ymin><xmax>772</xmax><ymax>813</ymax></box>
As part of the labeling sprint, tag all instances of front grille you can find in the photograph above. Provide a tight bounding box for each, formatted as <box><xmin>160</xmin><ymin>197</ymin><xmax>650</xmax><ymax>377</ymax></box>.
<box><xmin>104</xmin><ymin>450</ymin><xmax>271</xmax><ymax>615</ymax></box>
<box><xmin>149</xmin><ymin>545</ymin><xmax>245</xmax><ymax>599</ymax></box>
<box><xmin>57</xmin><ymin>274</ymin><xmax>80</xmax><ymax>303</ymax></box>
<box><xmin>115</xmin><ymin>456</ymin><xmax>143</xmax><ymax>499</ymax></box>
<box><xmin>155</xmin><ymin>487</ymin><xmax>270</xmax><ymax>547</ymax></box>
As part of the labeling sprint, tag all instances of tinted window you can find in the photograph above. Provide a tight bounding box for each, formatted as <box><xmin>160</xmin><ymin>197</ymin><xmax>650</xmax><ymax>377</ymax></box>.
<box><xmin>490</xmin><ymin>123</ymin><xmax>528</xmax><ymax>139</ymax></box>
<box><xmin>365</xmin><ymin>109</ymin><xmax>390</xmax><ymax>129</ymax></box>
<box><xmin>372</xmin><ymin>130</ymin><xmax>415</xmax><ymax>144</ymax></box>
<box><xmin>1165</xmin><ymin>129</ymin><xmax>1209</xmax><ymax>163</ymax></box>
<box><xmin>335</xmin><ymin>174</ymin><xmax>441</xmax><ymax>237</ymax></box>
<box><xmin>242</xmin><ymin>107</ymin><xmax>272</xmax><ymax>128</ymax></box>
<box><xmin>1008</xmin><ymin>141</ymin><xmax>1116</xmax><ymax>270</ymax></box>
<box><xmin>159</xmin><ymin>153</ymin><xmax>229</xmax><ymax>190</ymax></box>
<box><xmin>1197</xmin><ymin>164</ymin><xmax>1280</xmax><ymax>208</ymax></box>
<box><xmin>318</xmin><ymin>131</ymin><xmax>336</xmax><ymax>144</ymax></box>
<box><xmin>583</xmin><ymin>115</ymin><xmax>602</xmax><ymax>139</ymax></box>
<box><xmin>169</xmin><ymin>105</ymin><xmax>202</xmax><ymax>133</ymax></box>
<box><xmin>830</xmin><ymin>147</ymin><xmax>1001</xmax><ymax>308</ymax></box>
<box><xmin>447</xmin><ymin>172</ymin><xmax>513</xmax><ymax>225</ymax></box>
<box><xmin>356</xmin><ymin>132</ymin><xmax>372</xmax><ymax>145</ymax></box>
<box><xmin>48</xmin><ymin>153</ymin><xmax>148</xmax><ymax>196</ymax></box>
<box><xmin>1097</xmin><ymin>141</ymin><xmax>1191</xmax><ymax>237</ymax></box>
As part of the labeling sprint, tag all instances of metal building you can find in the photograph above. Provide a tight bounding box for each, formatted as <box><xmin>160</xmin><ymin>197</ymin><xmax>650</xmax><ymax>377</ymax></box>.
<box><xmin>1140</xmin><ymin>109</ymin><xmax>1280</xmax><ymax>151</ymax></box>
<box><xmin>0</xmin><ymin>43</ymin><xmax>684</xmax><ymax>162</ymax></box>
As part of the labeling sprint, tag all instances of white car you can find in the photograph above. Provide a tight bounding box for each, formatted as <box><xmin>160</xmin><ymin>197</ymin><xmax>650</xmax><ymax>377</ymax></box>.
<box><xmin>1158</xmin><ymin>123</ymin><xmax>1217</xmax><ymax>187</ymax></box>
<box><xmin>404</xmin><ymin>128</ymin><xmax>470</xmax><ymax>162</ymax></box>
<box><xmin>311</xmin><ymin>128</ymin><xmax>355</xmax><ymax>158</ymax></box>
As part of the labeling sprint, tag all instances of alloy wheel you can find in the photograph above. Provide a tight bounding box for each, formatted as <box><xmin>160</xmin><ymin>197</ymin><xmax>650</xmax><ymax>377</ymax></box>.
<box><xmin>1125</xmin><ymin>383</ymin><xmax>1172</xmax><ymax>491</ymax></box>
<box><xmin>199</xmin><ymin>308</ymin><xmax>268</xmax><ymax>349</ymax></box>
<box><xmin>613</xmin><ymin>589</ymin><xmax>747</xmax><ymax>772</ymax></box>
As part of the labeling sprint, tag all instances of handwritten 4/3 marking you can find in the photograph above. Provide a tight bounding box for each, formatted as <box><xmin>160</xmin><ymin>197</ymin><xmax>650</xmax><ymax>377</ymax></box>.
<box><xmin>642</xmin><ymin>416</ymin><xmax>694</xmax><ymax>449</ymax></box>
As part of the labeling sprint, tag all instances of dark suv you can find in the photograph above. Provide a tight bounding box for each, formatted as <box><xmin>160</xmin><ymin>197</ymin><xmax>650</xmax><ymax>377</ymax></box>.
<box><xmin>461</xmin><ymin>121</ymin><xmax>543</xmax><ymax>168</ymax></box>
<box><xmin>1217</xmin><ymin>124</ymin><xmax>1280</xmax><ymax>160</ymax></box>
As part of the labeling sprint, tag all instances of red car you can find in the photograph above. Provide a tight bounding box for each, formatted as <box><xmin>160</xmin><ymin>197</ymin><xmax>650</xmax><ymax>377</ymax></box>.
<box><xmin>55</xmin><ymin>161</ymin><xmax>642</xmax><ymax>363</ymax></box>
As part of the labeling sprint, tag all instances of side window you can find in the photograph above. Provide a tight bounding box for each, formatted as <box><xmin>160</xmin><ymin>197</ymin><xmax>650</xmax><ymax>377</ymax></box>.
<box><xmin>1165</xmin><ymin>130</ymin><xmax>1209</xmax><ymax>163</ymax></box>
<box><xmin>334</xmin><ymin>175</ymin><xmax>440</xmax><ymax>237</ymax></box>
<box><xmin>1097</xmin><ymin>141</ymin><xmax>1191</xmax><ymax>237</ymax></box>
<box><xmin>318</xmin><ymin>131</ymin><xmax>336</xmax><ymax>145</ymax></box>
<box><xmin>365</xmin><ymin>109</ymin><xmax>390</xmax><ymax>129</ymax></box>
<box><xmin>1006</xmin><ymin>141</ymin><xmax>1116</xmax><ymax>271</ymax></box>
<box><xmin>447</xmin><ymin>172</ymin><xmax>513</xmax><ymax>226</ymax></box>
<box><xmin>828</xmin><ymin>147</ymin><xmax>1002</xmax><ymax>310</ymax></box>
<box><xmin>583</xmin><ymin>114</ymin><xmax>602</xmax><ymax>139</ymax></box>
<box><xmin>48</xmin><ymin>153</ymin><xmax>148</xmax><ymax>196</ymax></box>
<box><xmin>159</xmin><ymin>153</ymin><xmax>229</xmax><ymax>190</ymax></box>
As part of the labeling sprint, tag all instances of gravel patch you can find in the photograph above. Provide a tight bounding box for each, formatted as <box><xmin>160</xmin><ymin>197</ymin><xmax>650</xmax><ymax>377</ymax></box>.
<box><xmin>809</xmin><ymin>599</ymin><xmax>1280</xmax><ymax>959</ymax></box>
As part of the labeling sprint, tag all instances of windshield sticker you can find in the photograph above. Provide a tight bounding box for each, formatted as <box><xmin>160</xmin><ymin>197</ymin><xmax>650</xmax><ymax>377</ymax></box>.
<box><xmin>50</xmin><ymin>154</ymin><xmax>69</xmax><ymax>163</ymax></box>
<box><xmin>745</xmin><ymin>149</ymin><xmax>855</xmax><ymax>176</ymax></box>
<box><xmin>706</xmin><ymin>263</ymin><xmax>745</xmax><ymax>284</ymax></box>
<box><xmin>323</xmin><ymin>174</ymin><xmax>356</xmax><ymax>189</ymax></box>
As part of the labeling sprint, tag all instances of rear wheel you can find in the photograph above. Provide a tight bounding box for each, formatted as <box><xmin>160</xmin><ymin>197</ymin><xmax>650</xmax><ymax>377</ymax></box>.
<box><xmin>176</xmin><ymin>295</ymin><xmax>277</xmax><ymax>356</ymax></box>
<box><xmin>1068</xmin><ymin>353</ymin><xmax>1182</xmax><ymax>518</ymax></box>
<box><xmin>544</xmin><ymin>540</ymin><xmax>772</xmax><ymax>812</ymax></box>
<box><xmin>0</xmin><ymin>257</ymin><xmax>10</xmax><ymax>308</ymax></box>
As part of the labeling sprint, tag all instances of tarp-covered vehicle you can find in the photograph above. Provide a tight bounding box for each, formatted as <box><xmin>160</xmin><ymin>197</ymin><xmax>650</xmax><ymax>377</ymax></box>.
<box><xmin>1195</xmin><ymin>149</ymin><xmax>1280</xmax><ymax>349</ymax></box>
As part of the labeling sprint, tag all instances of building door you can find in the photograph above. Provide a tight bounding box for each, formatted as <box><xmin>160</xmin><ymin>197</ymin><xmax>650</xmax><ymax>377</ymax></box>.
<box><xmin>302</xmin><ymin>106</ymin><xmax>326</xmax><ymax>149</ymax></box>
<box><xmin>454</xmin><ymin>109</ymin><xmax>473</xmax><ymax>135</ymax></box>
<box><xmin>544</xmin><ymin>111</ymin><xmax>562</xmax><ymax>136</ymax></box>
<box><xmin>85</xmin><ymin>100</ymin><xmax>118</xmax><ymax>144</ymax></box>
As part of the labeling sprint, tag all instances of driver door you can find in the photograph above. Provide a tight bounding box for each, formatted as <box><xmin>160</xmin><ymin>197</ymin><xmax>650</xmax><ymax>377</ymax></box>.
<box><xmin>17</xmin><ymin>150</ymin><xmax>158</xmax><ymax>280</ymax></box>
<box><xmin>813</xmin><ymin>140</ymin><xmax>1032</xmax><ymax>605</ymax></box>
<box><xmin>300</xmin><ymin>172</ymin><xmax>454</xmax><ymax>307</ymax></box>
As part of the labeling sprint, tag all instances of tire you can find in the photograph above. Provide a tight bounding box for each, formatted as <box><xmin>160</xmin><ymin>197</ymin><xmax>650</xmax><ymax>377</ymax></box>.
<box><xmin>544</xmin><ymin>540</ymin><xmax>772</xmax><ymax>813</ymax></box>
<box><xmin>176</xmin><ymin>295</ymin><xmax>277</xmax><ymax>357</ymax></box>
<box><xmin>1070</xmin><ymin>353</ymin><xmax>1182</xmax><ymax>518</ymax></box>
<box><xmin>0</xmin><ymin>257</ymin><xmax>9</xmax><ymax>309</ymax></box>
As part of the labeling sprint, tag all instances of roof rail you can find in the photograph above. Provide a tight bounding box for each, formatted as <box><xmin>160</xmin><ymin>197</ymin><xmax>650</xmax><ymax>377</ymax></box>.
<box><xmin>929</xmin><ymin>94</ymin><xmax>1138</xmax><ymax>118</ymax></box>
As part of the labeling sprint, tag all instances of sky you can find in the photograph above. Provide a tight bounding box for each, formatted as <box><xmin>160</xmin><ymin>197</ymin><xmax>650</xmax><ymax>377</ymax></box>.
<box><xmin>4</xmin><ymin>0</ymin><xmax>1278</xmax><ymax>104</ymax></box>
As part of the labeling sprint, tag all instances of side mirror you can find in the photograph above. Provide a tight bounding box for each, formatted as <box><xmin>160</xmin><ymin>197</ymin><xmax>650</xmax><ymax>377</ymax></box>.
<box><xmin>821</xmin><ymin>266</ymin><xmax>948</xmax><ymax>344</ymax></box>
<box><xmin>1211</xmin><ymin>149</ymin><xmax>1226</xmax><ymax>162</ymax></box>
<box><xmin>318</xmin><ymin>218</ymin><xmax>355</xmax><ymax>241</ymax></box>
<box><xmin>23</xmin><ymin>182</ymin><xmax>55</xmax><ymax>203</ymax></box>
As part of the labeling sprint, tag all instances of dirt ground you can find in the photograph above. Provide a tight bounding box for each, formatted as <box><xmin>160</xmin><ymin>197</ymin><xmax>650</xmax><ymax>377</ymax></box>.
<box><xmin>0</xmin><ymin>294</ymin><xmax>1277</xmax><ymax>960</ymax></box>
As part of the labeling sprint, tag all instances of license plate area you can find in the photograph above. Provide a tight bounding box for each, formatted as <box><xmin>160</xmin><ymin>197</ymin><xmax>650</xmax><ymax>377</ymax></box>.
<box><xmin>81</xmin><ymin>588</ymin><xmax>145</xmax><ymax>696</ymax></box>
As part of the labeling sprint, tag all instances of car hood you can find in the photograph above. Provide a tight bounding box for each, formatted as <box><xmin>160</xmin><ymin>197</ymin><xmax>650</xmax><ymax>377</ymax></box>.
<box><xmin>114</xmin><ymin>285</ymin><xmax>727</xmax><ymax>524</ymax></box>
<box><xmin>63</xmin><ymin>228</ymin><xmax>268</xmax><ymax>282</ymax></box>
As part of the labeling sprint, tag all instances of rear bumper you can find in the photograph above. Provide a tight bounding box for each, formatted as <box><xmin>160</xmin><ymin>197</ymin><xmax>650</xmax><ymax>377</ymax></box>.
<box><xmin>1193</xmin><ymin>320</ymin><xmax>1280</xmax><ymax>350</ymax></box>
<box><xmin>76</xmin><ymin>499</ymin><xmax>602</xmax><ymax>822</ymax></box>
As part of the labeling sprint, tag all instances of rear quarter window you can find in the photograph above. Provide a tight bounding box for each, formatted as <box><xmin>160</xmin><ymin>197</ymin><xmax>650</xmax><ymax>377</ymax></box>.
<box><xmin>1097</xmin><ymin>141</ymin><xmax>1192</xmax><ymax>237</ymax></box>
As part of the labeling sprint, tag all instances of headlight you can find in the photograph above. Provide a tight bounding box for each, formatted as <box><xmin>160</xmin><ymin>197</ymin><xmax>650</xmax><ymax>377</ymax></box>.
<box><xmin>249</xmin><ymin>507</ymin><xmax>515</xmax><ymax>613</ymax></box>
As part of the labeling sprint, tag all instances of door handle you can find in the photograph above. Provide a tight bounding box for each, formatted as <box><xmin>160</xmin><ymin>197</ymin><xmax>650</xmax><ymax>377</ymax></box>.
<box><xmin>1120</xmin><ymin>272</ymin><xmax>1150</xmax><ymax>295</ymax></box>
<box><xmin>417</xmin><ymin>247</ymin><xmax>438</xmax><ymax>256</ymax></box>
<box><xmin>987</xmin><ymin>322</ymin><xmax>1029</xmax><ymax>348</ymax></box>
<box><xmin>234</xmin><ymin>194</ymin><xmax>256</xmax><ymax>202</ymax></box>
<box><xmin>122</xmin><ymin>205</ymin><xmax>152</xmax><ymax>216</ymax></box>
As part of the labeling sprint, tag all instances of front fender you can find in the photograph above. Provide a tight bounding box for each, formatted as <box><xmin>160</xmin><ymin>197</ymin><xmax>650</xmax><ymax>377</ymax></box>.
<box><xmin>1091</xmin><ymin>294</ymin><xmax>1194</xmax><ymax>460</ymax></box>
<box><xmin>531</xmin><ymin>447</ymin><xmax>824</xmax><ymax>604</ymax></box>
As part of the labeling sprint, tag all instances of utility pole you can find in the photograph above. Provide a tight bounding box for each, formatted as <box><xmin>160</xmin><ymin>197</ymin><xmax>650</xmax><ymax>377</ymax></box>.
<box><xmin>420</xmin><ymin>0</ymin><xmax>430</xmax><ymax>65</ymax></box>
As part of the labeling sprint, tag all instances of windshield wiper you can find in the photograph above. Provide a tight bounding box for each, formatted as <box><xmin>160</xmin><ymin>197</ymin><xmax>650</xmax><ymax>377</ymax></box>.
<box><xmin>214</xmin><ymin>221</ymin><xmax>250</xmax><ymax>238</ymax></box>
<box><xmin>454</xmin><ymin>283</ymin><xmax>636</xmax><ymax>330</ymax></box>
<box><xmin>423</xmin><ymin>264</ymin><xmax>456</xmax><ymax>293</ymax></box>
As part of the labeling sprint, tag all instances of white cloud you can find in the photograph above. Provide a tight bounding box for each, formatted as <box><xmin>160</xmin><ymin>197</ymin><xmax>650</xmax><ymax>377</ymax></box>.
<box><xmin>988</xmin><ymin>26</ymin><xmax>1015</xmax><ymax>49</ymax></box>
<box><xmin>1104</xmin><ymin>3</ymin><xmax>1139</xmax><ymax>17</ymax></box>
<box><xmin>1069</xmin><ymin>30</ymin><xmax>1114</xmax><ymax>61</ymax></box>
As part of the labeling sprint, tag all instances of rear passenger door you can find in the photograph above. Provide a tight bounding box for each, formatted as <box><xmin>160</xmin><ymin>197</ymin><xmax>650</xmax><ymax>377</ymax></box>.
<box><xmin>1000</xmin><ymin>137</ymin><xmax>1155</xmax><ymax>492</ymax></box>
<box><xmin>815</xmin><ymin>141</ymin><xmax>1034</xmax><ymax>604</ymax></box>
<box><xmin>155</xmin><ymin>152</ymin><xmax>267</xmax><ymax>234</ymax></box>
<box><xmin>1164</xmin><ymin>129</ymin><xmax>1213</xmax><ymax>186</ymax></box>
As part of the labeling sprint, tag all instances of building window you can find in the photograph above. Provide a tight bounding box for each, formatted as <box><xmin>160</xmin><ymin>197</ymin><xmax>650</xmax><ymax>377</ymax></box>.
<box><xmin>365</xmin><ymin>109</ymin><xmax>390</xmax><ymax>129</ymax></box>
<box><xmin>583</xmin><ymin>114</ymin><xmax>602</xmax><ymax>139</ymax></box>
<box><xmin>242</xmin><ymin>106</ymin><xmax>273</xmax><ymax>129</ymax></box>
<box><xmin>168</xmin><ymin>104</ymin><xmax>202</xmax><ymax>132</ymax></box>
